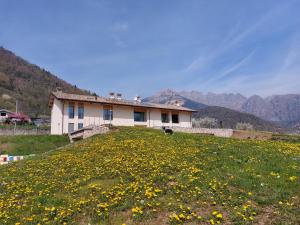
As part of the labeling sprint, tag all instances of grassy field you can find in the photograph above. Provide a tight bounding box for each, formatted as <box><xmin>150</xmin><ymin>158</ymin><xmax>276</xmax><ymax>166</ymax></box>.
<box><xmin>0</xmin><ymin>127</ymin><xmax>299</xmax><ymax>224</ymax></box>
<box><xmin>0</xmin><ymin>135</ymin><xmax>69</xmax><ymax>155</ymax></box>
<box><xmin>271</xmin><ymin>133</ymin><xmax>300</xmax><ymax>143</ymax></box>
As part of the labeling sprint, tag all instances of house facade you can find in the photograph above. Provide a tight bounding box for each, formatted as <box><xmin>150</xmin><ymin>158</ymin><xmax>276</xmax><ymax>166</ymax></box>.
<box><xmin>49</xmin><ymin>91</ymin><xmax>195</xmax><ymax>135</ymax></box>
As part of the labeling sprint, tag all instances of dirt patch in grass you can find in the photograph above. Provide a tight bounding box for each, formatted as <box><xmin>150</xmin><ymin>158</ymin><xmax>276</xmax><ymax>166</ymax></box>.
<box><xmin>255</xmin><ymin>206</ymin><xmax>277</xmax><ymax>225</ymax></box>
<box><xmin>232</xmin><ymin>130</ymin><xmax>273</xmax><ymax>140</ymax></box>
<box><xmin>139</xmin><ymin>211</ymin><xmax>170</xmax><ymax>225</ymax></box>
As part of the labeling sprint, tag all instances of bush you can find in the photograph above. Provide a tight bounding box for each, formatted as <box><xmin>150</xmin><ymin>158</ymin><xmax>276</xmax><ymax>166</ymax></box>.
<box><xmin>192</xmin><ymin>117</ymin><xmax>218</xmax><ymax>128</ymax></box>
<box><xmin>236</xmin><ymin>122</ymin><xmax>254</xmax><ymax>131</ymax></box>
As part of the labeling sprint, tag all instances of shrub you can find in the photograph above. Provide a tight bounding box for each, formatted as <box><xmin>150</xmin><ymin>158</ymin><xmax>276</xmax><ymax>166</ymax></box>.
<box><xmin>192</xmin><ymin>117</ymin><xmax>218</xmax><ymax>128</ymax></box>
<box><xmin>236</xmin><ymin>122</ymin><xmax>254</xmax><ymax>131</ymax></box>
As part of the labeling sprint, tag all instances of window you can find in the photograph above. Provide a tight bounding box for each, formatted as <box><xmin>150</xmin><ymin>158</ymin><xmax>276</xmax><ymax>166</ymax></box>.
<box><xmin>78</xmin><ymin>123</ymin><xmax>83</xmax><ymax>129</ymax></box>
<box><xmin>0</xmin><ymin>112</ymin><xmax>6</xmax><ymax>116</ymax></box>
<box><xmin>68</xmin><ymin>103</ymin><xmax>74</xmax><ymax>119</ymax></box>
<box><xmin>68</xmin><ymin>123</ymin><xmax>74</xmax><ymax>133</ymax></box>
<box><xmin>78</xmin><ymin>104</ymin><xmax>84</xmax><ymax>119</ymax></box>
<box><xmin>103</xmin><ymin>107</ymin><xmax>113</xmax><ymax>120</ymax></box>
<box><xmin>134</xmin><ymin>111</ymin><xmax>146</xmax><ymax>122</ymax></box>
<box><xmin>172</xmin><ymin>114</ymin><xmax>179</xmax><ymax>123</ymax></box>
<box><xmin>161</xmin><ymin>113</ymin><xmax>169</xmax><ymax>123</ymax></box>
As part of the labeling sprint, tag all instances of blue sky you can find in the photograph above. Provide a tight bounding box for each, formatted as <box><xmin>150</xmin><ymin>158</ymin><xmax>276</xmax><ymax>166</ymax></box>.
<box><xmin>1</xmin><ymin>0</ymin><xmax>300</xmax><ymax>98</ymax></box>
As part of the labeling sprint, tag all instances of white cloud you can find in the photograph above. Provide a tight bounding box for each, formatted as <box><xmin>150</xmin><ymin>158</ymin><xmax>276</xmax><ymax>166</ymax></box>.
<box><xmin>210</xmin><ymin>49</ymin><xmax>256</xmax><ymax>82</ymax></box>
<box><xmin>184</xmin><ymin>56</ymin><xmax>206</xmax><ymax>73</ymax></box>
<box><xmin>184</xmin><ymin>4</ymin><xmax>290</xmax><ymax>74</ymax></box>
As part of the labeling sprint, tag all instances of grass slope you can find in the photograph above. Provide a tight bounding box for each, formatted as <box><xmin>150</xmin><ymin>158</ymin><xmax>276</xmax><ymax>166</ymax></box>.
<box><xmin>0</xmin><ymin>127</ymin><xmax>299</xmax><ymax>224</ymax></box>
<box><xmin>0</xmin><ymin>135</ymin><xmax>69</xmax><ymax>155</ymax></box>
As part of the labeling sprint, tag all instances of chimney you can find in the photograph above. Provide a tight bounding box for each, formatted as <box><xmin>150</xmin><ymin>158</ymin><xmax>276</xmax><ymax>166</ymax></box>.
<box><xmin>109</xmin><ymin>92</ymin><xmax>115</xmax><ymax>99</ymax></box>
<box><xmin>134</xmin><ymin>95</ymin><xmax>141</xmax><ymax>103</ymax></box>
<box><xmin>116</xmin><ymin>93</ymin><xmax>122</xmax><ymax>100</ymax></box>
<box><xmin>174</xmin><ymin>100</ymin><xmax>180</xmax><ymax>106</ymax></box>
<box><xmin>56</xmin><ymin>87</ymin><xmax>62</xmax><ymax>93</ymax></box>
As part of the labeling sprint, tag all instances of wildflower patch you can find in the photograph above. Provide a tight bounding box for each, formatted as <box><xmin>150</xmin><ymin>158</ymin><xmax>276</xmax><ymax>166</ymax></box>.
<box><xmin>0</xmin><ymin>127</ymin><xmax>299</xmax><ymax>224</ymax></box>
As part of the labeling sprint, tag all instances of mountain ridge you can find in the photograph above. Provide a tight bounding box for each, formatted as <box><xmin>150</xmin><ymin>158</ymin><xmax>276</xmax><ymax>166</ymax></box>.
<box><xmin>144</xmin><ymin>89</ymin><xmax>300</xmax><ymax>132</ymax></box>
<box><xmin>143</xmin><ymin>90</ymin><xmax>282</xmax><ymax>132</ymax></box>
<box><xmin>177</xmin><ymin>90</ymin><xmax>300</xmax><ymax>123</ymax></box>
<box><xmin>143</xmin><ymin>89</ymin><xmax>207</xmax><ymax>110</ymax></box>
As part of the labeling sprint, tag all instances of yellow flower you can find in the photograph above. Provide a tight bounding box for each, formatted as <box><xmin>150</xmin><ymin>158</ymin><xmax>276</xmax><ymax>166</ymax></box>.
<box><xmin>289</xmin><ymin>176</ymin><xmax>297</xmax><ymax>182</ymax></box>
<box><xmin>132</xmin><ymin>206</ymin><xmax>143</xmax><ymax>215</ymax></box>
<box><xmin>212</xmin><ymin>211</ymin><xmax>218</xmax><ymax>215</ymax></box>
<box><xmin>216</xmin><ymin>213</ymin><xmax>223</xmax><ymax>219</ymax></box>
<box><xmin>179</xmin><ymin>213</ymin><xmax>185</xmax><ymax>219</ymax></box>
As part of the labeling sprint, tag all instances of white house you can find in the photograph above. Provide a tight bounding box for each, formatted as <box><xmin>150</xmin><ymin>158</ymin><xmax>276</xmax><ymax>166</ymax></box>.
<box><xmin>48</xmin><ymin>91</ymin><xmax>195</xmax><ymax>135</ymax></box>
<box><xmin>0</xmin><ymin>109</ymin><xmax>12</xmax><ymax>122</ymax></box>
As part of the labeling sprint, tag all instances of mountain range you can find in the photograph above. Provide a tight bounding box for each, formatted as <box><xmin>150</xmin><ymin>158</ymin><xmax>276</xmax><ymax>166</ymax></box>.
<box><xmin>145</xmin><ymin>89</ymin><xmax>300</xmax><ymax>123</ymax></box>
<box><xmin>179</xmin><ymin>90</ymin><xmax>300</xmax><ymax>123</ymax></box>
<box><xmin>143</xmin><ymin>90</ymin><xmax>283</xmax><ymax>132</ymax></box>
<box><xmin>144</xmin><ymin>89</ymin><xmax>300</xmax><ymax>132</ymax></box>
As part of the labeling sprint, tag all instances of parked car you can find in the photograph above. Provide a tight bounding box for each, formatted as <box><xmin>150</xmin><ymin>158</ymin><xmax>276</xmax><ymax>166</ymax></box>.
<box><xmin>8</xmin><ymin>112</ymin><xmax>31</xmax><ymax>124</ymax></box>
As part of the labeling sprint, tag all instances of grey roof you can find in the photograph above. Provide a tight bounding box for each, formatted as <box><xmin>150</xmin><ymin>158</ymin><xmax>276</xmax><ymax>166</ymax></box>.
<box><xmin>49</xmin><ymin>91</ymin><xmax>196</xmax><ymax>112</ymax></box>
<box><xmin>0</xmin><ymin>109</ymin><xmax>12</xmax><ymax>113</ymax></box>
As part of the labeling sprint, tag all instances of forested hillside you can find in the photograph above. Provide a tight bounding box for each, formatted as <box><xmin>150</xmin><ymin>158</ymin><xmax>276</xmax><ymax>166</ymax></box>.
<box><xmin>0</xmin><ymin>47</ymin><xmax>89</xmax><ymax>116</ymax></box>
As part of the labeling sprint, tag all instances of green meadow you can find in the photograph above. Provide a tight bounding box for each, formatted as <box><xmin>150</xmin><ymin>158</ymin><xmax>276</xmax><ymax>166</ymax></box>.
<box><xmin>0</xmin><ymin>127</ymin><xmax>299</xmax><ymax>224</ymax></box>
<box><xmin>0</xmin><ymin>135</ymin><xmax>69</xmax><ymax>156</ymax></box>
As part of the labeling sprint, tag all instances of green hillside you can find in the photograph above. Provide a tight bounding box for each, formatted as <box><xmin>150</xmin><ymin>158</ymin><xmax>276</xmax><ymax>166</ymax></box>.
<box><xmin>0</xmin><ymin>135</ymin><xmax>69</xmax><ymax>156</ymax></box>
<box><xmin>0</xmin><ymin>127</ymin><xmax>299</xmax><ymax>224</ymax></box>
<box><xmin>193</xmin><ymin>106</ymin><xmax>281</xmax><ymax>132</ymax></box>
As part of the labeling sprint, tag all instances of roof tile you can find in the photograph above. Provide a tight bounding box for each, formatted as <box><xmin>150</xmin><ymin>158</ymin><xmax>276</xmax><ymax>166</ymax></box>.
<box><xmin>50</xmin><ymin>91</ymin><xmax>196</xmax><ymax>112</ymax></box>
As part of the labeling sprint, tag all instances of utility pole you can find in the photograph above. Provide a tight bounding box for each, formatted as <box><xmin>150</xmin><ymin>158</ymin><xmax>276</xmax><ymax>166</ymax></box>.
<box><xmin>109</xmin><ymin>109</ymin><xmax>112</xmax><ymax>126</ymax></box>
<box><xmin>15</xmin><ymin>100</ymin><xmax>18</xmax><ymax>113</ymax></box>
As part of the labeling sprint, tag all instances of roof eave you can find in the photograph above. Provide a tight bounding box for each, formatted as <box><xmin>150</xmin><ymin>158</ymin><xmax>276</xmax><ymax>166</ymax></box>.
<box><xmin>49</xmin><ymin>92</ymin><xmax>196</xmax><ymax>112</ymax></box>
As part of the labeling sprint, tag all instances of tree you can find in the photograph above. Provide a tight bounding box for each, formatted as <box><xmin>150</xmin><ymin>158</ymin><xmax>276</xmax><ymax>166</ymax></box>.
<box><xmin>236</xmin><ymin>122</ymin><xmax>254</xmax><ymax>131</ymax></box>
<box><xmin>192</xmin><ymin>117</ymin><xmax>218</xmax><ymax>128</ymax></box>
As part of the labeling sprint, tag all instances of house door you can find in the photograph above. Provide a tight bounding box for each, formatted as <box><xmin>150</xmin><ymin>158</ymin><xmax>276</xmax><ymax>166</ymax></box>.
<box><xmin>68</xmin><ymin>123</ymin><xmax>74</xmax><ymax>133</ymax></box>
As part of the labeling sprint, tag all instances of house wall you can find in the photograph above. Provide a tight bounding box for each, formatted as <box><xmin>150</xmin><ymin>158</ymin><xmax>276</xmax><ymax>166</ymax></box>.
<box><xmin>112</xmin><ymin>105</ymin><xmax>135</xmax><ymax>126</ymax></box>
<box><xmin>84</xmin><ymin>103</ymin><xmax>102</xmax><ymax>127</ymax></box>
<box><xmin>50</xmin><ymin>99</ymin><xmax>192</xmax><ymax>134</ymax></box>
<box><xmin>179</xmin><ymin>111</ymin><xmax>192</xmax><ymax>128</ymax></box>
<box><xmin>50</xmin><ymin>98</ymin><xmax>63</xmax><ymax>134</ymax></box>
